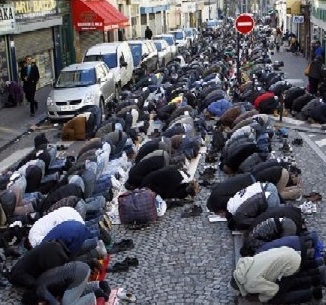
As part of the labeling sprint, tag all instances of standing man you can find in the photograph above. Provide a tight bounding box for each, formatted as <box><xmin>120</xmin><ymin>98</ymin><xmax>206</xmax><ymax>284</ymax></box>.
<box><xmin>145</xmin><ymin>26</ymin><xmax>153</xmax><ymax>40</ymax></box>
<box><xmin>21</xmin><ymin>55</ymin><xmax>40</xmax><ymax>117</ymax></box>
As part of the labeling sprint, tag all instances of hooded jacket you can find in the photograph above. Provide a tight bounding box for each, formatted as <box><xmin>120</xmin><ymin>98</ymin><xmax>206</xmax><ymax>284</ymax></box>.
<box><xmin>29</xmin><ymin>207</ymin><xmax>84</xmax><ymax>248</ymax></box>
<box><xmin>233</xmin><ymin>247</ymin><xmax>301</xmax><ymax>302</ymax></box>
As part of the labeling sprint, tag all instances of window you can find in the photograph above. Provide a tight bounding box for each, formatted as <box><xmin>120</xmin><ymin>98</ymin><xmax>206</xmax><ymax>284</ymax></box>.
<box><xmin>56</xmin><ymin>68</ymin><xmax>96</xmax><ymax>88</ymax></box>
<box><xmin>84</xmin><ymin>53</ymin><xmax>117</xmax><ymax>69</ymax></box>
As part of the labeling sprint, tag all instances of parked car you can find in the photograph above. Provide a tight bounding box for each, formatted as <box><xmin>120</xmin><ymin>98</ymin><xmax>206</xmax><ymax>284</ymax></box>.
<box><xmin>128</xmin><ymin>40</ymin><xmax>159</xmax><ymax>74</ymax></box>
<box><xmin>154</xmin><ymin>40</ymin><xmax>173</xmax><ymax>67</ymax></box>
<box><xmin>153</xmin><ymin>34</ymin><xmax>177</xmax><ymax>58</ymax></box>
<box><xmin>47</xmin><ymin>61</ymin><xmax>115</xmax><ymax>121</ymax></box>
<box><xmin>83</xmin><ymin>41</ymin><xmax>134</xmax><ymax>95</ymax></box>
<box><xmin>169</xmin><ymin>29</ymin><xmax>189</xmax><ymax>49</ymax></box>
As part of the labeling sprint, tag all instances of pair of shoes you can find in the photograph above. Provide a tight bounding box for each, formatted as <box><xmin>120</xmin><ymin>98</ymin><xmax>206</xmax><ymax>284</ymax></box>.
<box><xmin>303</xmin><ymin>192</ymin><xmax>322</xmax><ymax>202</ymax></box>
<box><xmin>107</xmin><ymin>262</ymin><xmax>129</xmax><ymax>273</ymax></box>
<box><xmin>299</xmin><ymin>201</ymin><xmax>317</xmax><ymax>214</ymax></box>
<box><xmin>117</xmin><ymin>290</ymin><xmax>136</xmax><ymax>303</ymax></box>
<box><xmin>107</xmin><ymin>239</ymin><xmax>134</xmax><ymax>254</ymax></box>
<box><xmin>292</xmin><ymin>138</ymin><xmax>303</xmax><ymax>146</ymax></box>
<box><xmin>107</xmin><ymin>257</ymin><xmax>139</xmax><ymax>273</ymax></box>
<box><xmin>181</xmin><ymin>205</ymin><xmax>203</xmax><ymax>218</ymax></box>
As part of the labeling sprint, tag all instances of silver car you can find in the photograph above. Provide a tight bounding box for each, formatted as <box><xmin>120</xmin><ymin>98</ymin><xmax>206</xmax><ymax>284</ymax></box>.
<box><xmin>47</xmin><ymin>61</ymin><xmax>115</xmax><ymax>121</ymax></box>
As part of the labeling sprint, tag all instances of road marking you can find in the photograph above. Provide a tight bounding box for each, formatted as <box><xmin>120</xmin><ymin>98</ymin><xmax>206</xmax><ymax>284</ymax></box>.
<box><xmin>0</xmin><ymin>147</ymin><xmax>34</xmax><ymax>173</ymax></box>
<box><xmin>315</xmin><ymin>138</ymin><xmax>326</xmax><ymax>147</ymax></box>
<box><xmin>237</xmin><ymin>22</ymin><xmax>253</xmax><ymax>26</ymax></box>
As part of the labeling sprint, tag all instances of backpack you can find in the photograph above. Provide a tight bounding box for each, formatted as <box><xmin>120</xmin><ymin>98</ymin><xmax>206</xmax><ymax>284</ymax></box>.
<box><xmin>118</xmin><ymin>188</ymin><xmax>157</xmax><ymax>225</ymax></box>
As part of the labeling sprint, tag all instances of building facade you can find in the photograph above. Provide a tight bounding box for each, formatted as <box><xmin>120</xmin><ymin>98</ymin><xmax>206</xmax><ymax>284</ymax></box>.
<box><xmin>0</xmin><ymin>0</ymin><xmax>62</xmax><ymax>89</ymax></box>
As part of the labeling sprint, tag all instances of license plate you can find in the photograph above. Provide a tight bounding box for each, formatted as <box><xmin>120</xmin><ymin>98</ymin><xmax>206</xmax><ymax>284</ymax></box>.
<box><xmin>61</xmin><ymin>105</ymin><xmax>75</xmax><ymax>111</ymax></box>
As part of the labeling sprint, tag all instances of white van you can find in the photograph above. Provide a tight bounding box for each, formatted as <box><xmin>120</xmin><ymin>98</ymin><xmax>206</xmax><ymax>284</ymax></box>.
<box><xmin>83</xmin><ymin>41</ymin><xmax>134</xmax><ymax>94</ymax></box>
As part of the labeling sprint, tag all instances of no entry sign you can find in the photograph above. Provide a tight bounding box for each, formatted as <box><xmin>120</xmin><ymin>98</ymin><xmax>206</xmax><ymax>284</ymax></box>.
<box><xmin>235</xmin><ymin>14</ymin><xmax>255</xmax><ymax>35</ymax></box>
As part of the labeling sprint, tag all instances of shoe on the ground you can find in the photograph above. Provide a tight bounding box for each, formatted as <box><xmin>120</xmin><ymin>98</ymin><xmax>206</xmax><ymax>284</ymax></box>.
<box><xmin>181</xmin><ymin>205</ymin><xmax>203</xmax><ymax>218</ymax></box>
<box><xmin>107</xmin><ymin>262</ymin><xmax>129</xmax><ymax>273</ymax></box>
<box><xmin>292</xmin><ymin>138</ymin><xmax>303</xmax><ymax>146</ymax></box>
<box><xmin>117</xmin><ymin>290</ymin><xmax>136</xmax><ymax>303</ymax></box>
<box><xmin>299</xmin><ymin>201</ymin><xmax>316</xmax><ymax>214</ymax></box>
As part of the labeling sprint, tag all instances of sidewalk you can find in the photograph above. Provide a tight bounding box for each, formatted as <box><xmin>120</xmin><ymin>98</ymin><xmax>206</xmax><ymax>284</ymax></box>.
<box><xmin>0</xmin><ymin>86</ymin><xmax>52</xmax><ymax>150</ymax></box>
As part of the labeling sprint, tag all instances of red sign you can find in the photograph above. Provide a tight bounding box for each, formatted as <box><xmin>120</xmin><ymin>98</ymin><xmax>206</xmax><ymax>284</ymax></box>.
<box><xmin>235</xmin><ymin>14</ymin><xmax>255</xmax><ymax>35</ymax></box>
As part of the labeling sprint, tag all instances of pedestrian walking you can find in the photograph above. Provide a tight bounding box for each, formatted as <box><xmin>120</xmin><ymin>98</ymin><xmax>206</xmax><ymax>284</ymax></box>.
<box><xmin>21</xmin><ymin>55</ymin><xmax>40</xmax><ymax>117</ymax></box>
<box><xmin>145</xmin><ymin>26</ymin><xmax>153</xmax><ymax>40</ymax></box>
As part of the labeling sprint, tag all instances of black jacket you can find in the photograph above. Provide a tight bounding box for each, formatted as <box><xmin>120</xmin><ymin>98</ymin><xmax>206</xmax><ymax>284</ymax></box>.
<box><xmin>21</xmin><ymin>64</ymin><xmax>40</xmax><ymax>91</ymax></box>
<box><xmin>9</xmin><ymin>241</ymin><xmax>70</xmax><ymax>289</ymax></box>
<box><xmin>127</xmin><ymin>155</ymin><xmax>166</xmax><ymax>189</ymax></box>
<box><xmin>207</xmin><ymin>173</ymin><xmax>256</xmax><ymax>212</ymax></box>
<box><xmin>228</xmin><ymin>193</ymin><xmax>269</xmax><ymax>230</ymax></box>
<box><xmin>140</xmin><ymin>167</ymin><xmax>190</xmax><ymax>199</ymax></box>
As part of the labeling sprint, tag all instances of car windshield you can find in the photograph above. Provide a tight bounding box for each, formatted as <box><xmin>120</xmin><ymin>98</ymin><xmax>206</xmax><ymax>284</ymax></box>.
<box><xmin>163</xmin><ymin>36</ymin><xmax>174</xmax><ymax>46</ymax></box>
<box><xmin>55</xmin><ymin>68</ymin><xmax>96</xmax><ymax>88</ymax></box>
<box><xmin>185</xmin><ymin>29</ymin><xmax>192</xmax><ymax>37</ymax></box>
<box><xmin>84</xmin><ymin>53</ymin><xmax>117</xmax><ymax>69</ymax></box>
<box><xmin>154</xmin><ymin>42</ymin><xmax>162</xmax><ymax>51</ymax></box>
<box><xmin>129</xmin><ymin>43</ymin><xmax>142</xmax><ymax>67</ymax></box>
<box><xmin>171</xmin><ymin>31</ymin><xmax>184</xmax><ymax>40</ymax></box>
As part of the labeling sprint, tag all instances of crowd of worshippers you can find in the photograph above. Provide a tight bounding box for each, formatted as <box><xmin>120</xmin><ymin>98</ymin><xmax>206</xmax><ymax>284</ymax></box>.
<box><xmin>204</xmin><ymin>107</ymin><xmax>325</xmax><ymax>303</ymax></box>
<box><xmin>0</xmin><ymin>38</ymin><xmax>325</xmax><ymax>304</ymax></box>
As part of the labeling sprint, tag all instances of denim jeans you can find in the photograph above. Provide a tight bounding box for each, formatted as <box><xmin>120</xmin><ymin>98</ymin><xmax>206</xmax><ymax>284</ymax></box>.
<box><xmin>85</xmin><ymin>196</ymin><xmax>105</xmax><ymax>212</ymax></box>
<box><xmin>61</xmin><ymin>266</ymin><xmax>96</xmax><ymax>305</ymax></box>
<box><xmin>265</xmin><ymin>183</ymin><xmax>281</xmax><ymax>208</ymax></box>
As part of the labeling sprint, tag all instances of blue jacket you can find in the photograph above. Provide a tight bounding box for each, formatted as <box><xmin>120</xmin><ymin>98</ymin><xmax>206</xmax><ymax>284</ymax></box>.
<box><xmin>207</xmin><ymin>99</ymin><xmax>232</xmax><ymax>117</ymax></box>
<box><xmin>256</xmin><ymin>236</ymin><xmax>301</xmax><ymax>254</ymax></box>
<box><xmin>42</xmin><ymin>220</ymin><xmax>91</xmax><ymax>254</ymax></box>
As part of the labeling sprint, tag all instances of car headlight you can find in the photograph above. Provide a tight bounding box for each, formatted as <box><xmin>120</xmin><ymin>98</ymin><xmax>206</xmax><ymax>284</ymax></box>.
<box><xmin>47</xmin><ymin>96</ymin><xmax>55</xmax><ymax>106</ymax></box>
<box><xmin>84</xmin><ymin>92</ymin><xmax>95</xmax><ymax>104</ymax></box>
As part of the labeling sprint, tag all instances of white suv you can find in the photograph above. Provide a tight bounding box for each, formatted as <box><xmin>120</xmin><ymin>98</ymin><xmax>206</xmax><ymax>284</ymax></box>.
<box><xmin>47</xmin><ymin>61</ymin><xmax>115</xmax><ymax>121</ymax></box>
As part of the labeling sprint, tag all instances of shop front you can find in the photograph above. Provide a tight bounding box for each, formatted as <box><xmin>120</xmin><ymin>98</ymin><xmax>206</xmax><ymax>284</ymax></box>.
<box><xmin>0</xmin><ymin>4</ymin><xmax>16</xmax><ymax>107</ymax></box>
<box><xmin>72</xmin><ymin>0</ymin><xmax>129</xmax><ymax>62</ymax></box>
<box><xmin>0</xmin><ymin>4</ymin><xmax>16</xmax><ymax>87</ymax></box>
<box><xmin>9</xmin><ymin>0</ymin><xmax>62</xmax><ymax>88</ymax></box>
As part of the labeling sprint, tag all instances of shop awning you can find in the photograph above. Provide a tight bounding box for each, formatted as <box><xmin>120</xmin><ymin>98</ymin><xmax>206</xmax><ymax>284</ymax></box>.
<box><xmin>72</xmin><ymin>0</ymin><xmax>129</xmax><ymax>31</ymax></box>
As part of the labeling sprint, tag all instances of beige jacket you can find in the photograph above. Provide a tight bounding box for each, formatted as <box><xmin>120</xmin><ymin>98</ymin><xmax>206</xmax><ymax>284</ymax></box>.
<box><xmin>233</xmin><ymin>247</ymin><xmax>301</xmax><ymax>302</ymax></box>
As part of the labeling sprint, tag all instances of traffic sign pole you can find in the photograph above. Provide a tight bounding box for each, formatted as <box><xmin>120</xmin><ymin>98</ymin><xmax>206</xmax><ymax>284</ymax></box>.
<box><xmin>234</xmin><ymin>14</ymin><xmax>255</xmax><ymax>86</ymax></box>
